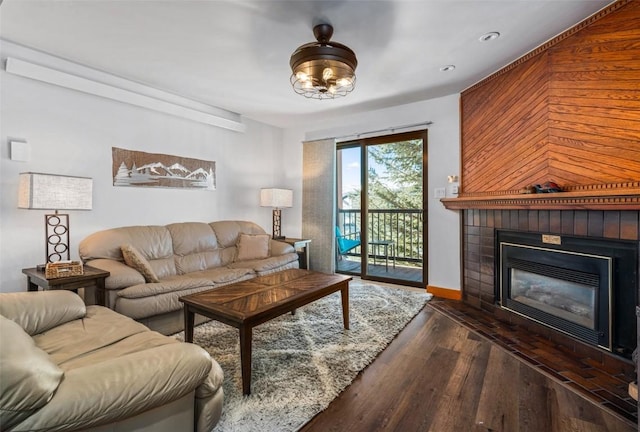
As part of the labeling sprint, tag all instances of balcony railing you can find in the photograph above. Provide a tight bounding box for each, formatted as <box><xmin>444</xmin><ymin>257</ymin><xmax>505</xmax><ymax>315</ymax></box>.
<box><xmin>337</xmin><ymin>209</ymin><xmax>423</xmax><ymax>264</ymax></box>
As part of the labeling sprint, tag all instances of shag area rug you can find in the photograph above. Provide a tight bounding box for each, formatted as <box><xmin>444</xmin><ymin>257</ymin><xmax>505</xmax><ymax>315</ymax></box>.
<box><xmin>174</xmin><ymin>280</ymin><xmax>432</xmax><ymax>432</ymax></box>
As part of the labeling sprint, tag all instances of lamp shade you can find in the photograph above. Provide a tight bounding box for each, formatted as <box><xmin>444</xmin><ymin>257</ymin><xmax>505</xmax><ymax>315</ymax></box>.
<box><xmin>18</xmin><ymin>172</ymin><xmax>93</xmax><ymax>210</ymax></box>
<box><xmin>260</xmin><ymin>188</ymin><xmax>293</xmax><ymax>208</ymax></box>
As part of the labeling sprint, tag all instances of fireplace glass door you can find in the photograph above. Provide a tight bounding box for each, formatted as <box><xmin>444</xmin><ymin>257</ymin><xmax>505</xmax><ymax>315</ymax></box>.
<box><xmin>511</xmin><ymin>268</ymin><xmax>596</xmax><ymax>329</ymax></box>
<box><xmin>499</xmin><ymin>240</ymin><xmax>611</xmax><ymax>351</ymax></box>
<box><xmin>497</xmin><ymin>230</ymin><xmax>639</xmax><ymax>358</ymax></box>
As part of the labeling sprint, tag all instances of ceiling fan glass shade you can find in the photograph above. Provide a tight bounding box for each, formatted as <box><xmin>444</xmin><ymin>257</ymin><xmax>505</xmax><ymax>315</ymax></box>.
<box><xmin>290</xmin><ymin>24</ymin><xmax>357</xmax><ymax>99</ymax></box>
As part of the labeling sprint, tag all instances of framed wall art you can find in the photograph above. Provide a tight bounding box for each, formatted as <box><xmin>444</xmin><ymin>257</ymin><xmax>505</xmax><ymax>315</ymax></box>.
<box><xmin>112</xmin><ymin>147</ymin><xmax>216</xmax><ymax>190</ymax></box>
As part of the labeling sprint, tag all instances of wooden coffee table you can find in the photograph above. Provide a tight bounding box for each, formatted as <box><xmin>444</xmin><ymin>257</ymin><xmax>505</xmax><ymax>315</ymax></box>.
<box><xmin>180</xmin><ymin>269</ymin><xmax>352</xmax><ymax>395</ymax></box>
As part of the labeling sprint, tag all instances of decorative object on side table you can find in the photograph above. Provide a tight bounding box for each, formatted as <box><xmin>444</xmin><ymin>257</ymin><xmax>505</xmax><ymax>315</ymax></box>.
<box><xmin>22</xmin><ymin>265</ymin><xmax>110</xmax><ymax>306</ymax></box>
<box><xmin>45</xmin><ymin>260</ymin><xmax>83</xmax><ymax>279</ymax></box>
<box><xmin>18</xmin><ymin>172</ymin><xmax>92</xmax><ymax>267</ymax></box>
<box><xmin>260</xmin><ymin>188</ymin><xmax>293</xmax><ymax>240</ymax></box>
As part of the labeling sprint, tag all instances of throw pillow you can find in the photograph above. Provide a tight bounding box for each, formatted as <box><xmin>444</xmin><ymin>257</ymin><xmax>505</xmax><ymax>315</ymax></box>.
<box><xmin>236</xmin><ymin>234</ymin><xmax>270</xmax><ymax>261</ymax></box>
<box><xmin>121</xmin><ymin>244</ymin><xmax>159</xmax><ymax>283</ymax></box>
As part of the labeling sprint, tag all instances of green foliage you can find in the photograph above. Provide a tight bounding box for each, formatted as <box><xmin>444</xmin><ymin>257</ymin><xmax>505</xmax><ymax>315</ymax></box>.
<box><xmin>367</xmin><ymin>139</ymin><xmax>423</xmax><ymax>210</ymax></box>
<box><xmin>340</xmin><ymin>139</ymin><xmax>424</xmax><ymax>262</ymax></box>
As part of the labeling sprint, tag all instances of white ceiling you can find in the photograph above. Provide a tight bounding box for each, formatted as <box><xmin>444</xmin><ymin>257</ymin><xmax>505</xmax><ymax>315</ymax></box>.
<box><xmin>0</xmin><ymin>0</ymin><xmax>613</xmax><ymax>129</ymax></box>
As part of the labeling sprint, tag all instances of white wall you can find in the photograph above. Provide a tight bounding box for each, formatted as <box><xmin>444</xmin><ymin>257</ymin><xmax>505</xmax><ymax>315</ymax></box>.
<box><xmin>1</xmin><ymin>42</ymin><xmax>461</xmax><ymax>293</ymax></box>
<box><xmin>283</xmin><ymin>95</ymin><xmax>462</xmax><ymax>291</ymax></box>
<box><xmin>0</xmin><ymin>42</ymin><xmax>290</xmax><ymax>292</ymax></box>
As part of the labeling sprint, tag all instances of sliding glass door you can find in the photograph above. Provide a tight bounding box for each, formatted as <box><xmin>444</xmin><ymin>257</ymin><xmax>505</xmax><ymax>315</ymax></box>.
<box><xmin>336</xmin><ymin>130</ymin><xmax>427</xmax><ymax>287</ymax></box>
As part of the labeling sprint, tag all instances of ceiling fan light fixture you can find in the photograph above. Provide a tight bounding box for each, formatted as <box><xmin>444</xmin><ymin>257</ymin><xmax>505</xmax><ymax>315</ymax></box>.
<box><xmin>290</xmin><ymin>23</ymin><xmax>358</xmax><ymax>100</ymax></box>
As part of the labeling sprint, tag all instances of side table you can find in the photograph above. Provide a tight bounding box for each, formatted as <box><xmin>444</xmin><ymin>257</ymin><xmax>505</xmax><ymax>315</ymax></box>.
<box><xmin>369</xmin><ymin>240</ymin><xmax>396</xmax><ymax>271</ymax></box>
<box><xmin>283</xmin><ymin>238</ymin><xmax>312</xmax><ymax>270</ymax></box>
<box><xmin>22</xmin><ymin>265</ymin><xmax>110</xmax><ymax>306</ymax></box>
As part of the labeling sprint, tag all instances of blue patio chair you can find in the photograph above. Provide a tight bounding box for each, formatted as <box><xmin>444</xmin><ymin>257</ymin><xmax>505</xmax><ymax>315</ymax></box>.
<box><xmin>335</xmin><ymin>226</ymin><xmax>361</xmax><ymax>261</ymax></box>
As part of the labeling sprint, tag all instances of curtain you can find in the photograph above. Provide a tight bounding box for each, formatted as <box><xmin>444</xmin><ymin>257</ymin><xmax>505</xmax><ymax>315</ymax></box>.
<box><xmin>302</xmin><ymin>138</ymin><xmax>336</xmax><ymax>273</ymax></box>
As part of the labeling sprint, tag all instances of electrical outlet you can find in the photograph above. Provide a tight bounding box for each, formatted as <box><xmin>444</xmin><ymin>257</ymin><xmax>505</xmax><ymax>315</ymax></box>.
<box><xmin>434</xmin><ymin>187</ymin><xmax>446</xmax><ymax>198</ymax></box>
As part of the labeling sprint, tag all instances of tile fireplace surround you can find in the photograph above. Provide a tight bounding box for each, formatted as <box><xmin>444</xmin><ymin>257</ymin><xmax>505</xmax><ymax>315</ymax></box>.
<box><xmin>458</xmin><ymin>209</ymin><xmax>639</xmax><ymax>422</ymax></box>
<box><xmin>461</xmin><ymin>209</ymin><xmax>639</xmax><ymax>360</ymax></box>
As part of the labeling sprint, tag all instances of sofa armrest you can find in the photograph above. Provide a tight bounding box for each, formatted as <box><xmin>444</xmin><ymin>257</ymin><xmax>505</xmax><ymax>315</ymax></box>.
<box><xmin>12</xmin><ymin>342</ymin><xmax>215</xmax><ymax>432</ymax></box>
<box><xmin>195</xmin><ymin>359</ymin><xmax>225</xmax><ymax>432</ymax></box>
<box><xmin>86</xmin><ymin>258</ymin><xmax>145</xmax><ymax>289</ymax></box>
<box><xmin>0</xmin><ymin>291</ymin><xmax>86</xmax><ymax>336</ymax></box>
<box><xmin>270</xmin><ymin>240</ymin><xmax>295</xmax><ymax>256</ymax></box>
<box><xmin>0</xmin><ymin>316</ymin><xmax>64</xmax><ymax>430</ymax></box>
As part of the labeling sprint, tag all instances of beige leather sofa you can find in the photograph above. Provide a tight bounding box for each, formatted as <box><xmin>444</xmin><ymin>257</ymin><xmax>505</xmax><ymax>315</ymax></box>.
<box><xmin>0</xmin><ymin>290</ymin><xmax>223</xmax><ymax>432</ymax></box>
<box><xmin>79</xmin><ymin>220</ymin><xmax>299</xmax><ymax>334</ymax></box>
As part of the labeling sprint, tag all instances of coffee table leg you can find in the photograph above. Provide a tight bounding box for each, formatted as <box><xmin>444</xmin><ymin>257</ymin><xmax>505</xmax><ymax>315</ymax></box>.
<box><xmin>240</xmin><ymin>325</ymin><xmax>253</xmax><ymax>395</ymax></box>
<box><xmin>341</xmin><ymin>283</ymin><xmax>350</xmax><ymax>330</ymax></box>
<box><xmin>184</xmin><ymin>307</ymin><xmax>195</xmax><ymax>343</ymax></box>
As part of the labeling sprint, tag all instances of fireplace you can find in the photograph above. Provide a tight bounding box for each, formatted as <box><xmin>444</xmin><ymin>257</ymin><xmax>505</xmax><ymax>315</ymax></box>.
<box><xmin>497</xmin><ymin>230</ymin><xmax>637</xmax><ymax>358</ymax></box>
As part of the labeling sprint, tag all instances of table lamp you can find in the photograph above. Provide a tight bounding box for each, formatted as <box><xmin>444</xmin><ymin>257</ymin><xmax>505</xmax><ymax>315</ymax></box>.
<box><xmin>18</xmin><ymin>172</ymin><xmax>93</xmax><ymax>266</ymax></box>
<box><xmin>260</xmin><ymin>188</ymin><xmax>292</xmax><ymax>240</ymax></box>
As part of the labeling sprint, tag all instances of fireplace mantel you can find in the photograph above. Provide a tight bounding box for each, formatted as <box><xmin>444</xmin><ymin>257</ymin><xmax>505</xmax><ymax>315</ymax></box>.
<box><xmin>441</xmin><ymin>184</ymin><xmax>640</xmax><ymax>211</ymax></box>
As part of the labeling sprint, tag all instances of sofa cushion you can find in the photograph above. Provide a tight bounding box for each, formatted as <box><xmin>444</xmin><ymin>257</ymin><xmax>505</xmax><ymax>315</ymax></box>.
<box><xmin>33</xmin><ymin>306</ymin><xmax>150</xmax><ymax>369</ymax></box>
<box><xmin>185</xmin><ymin>267</ymin><xmax>255</xmax><ymax>285</ymax></box>
<box><xmin>0</xmin><ymin>315</ymin><xmax>64</xmax><ymax>430</ymax></box>
<box><xmin>210</xmin><ymin>220</ymin><xmax>266</xmax><ymax>248</ymax></box>
<box><xmin>270</xmin><ymin>239</ymin><xmax>296</xmax><ymax>256</ymax></box>
<box><xmin>0</xmin><ymin>291</ymin><xmax>86</xmax><ymax>336</ymax></box>
<box><xmin>167</xmin><ymin>222</ymin><xmax>218</xmax><ymax>255</ymax></box>
<box><xmin>229</xmin><ymin>252</ymin><xmax>300</xmax><ymax>273</ymax></box>
<box><xmin>84</xmin><ymin>259</ymin><xmax>146</xmax><ymax>290</ymax></box>
<box><xmin>117</xmin><ymin>275</ymin><xmax>215</xmax><ymax>300</ymax></box>
<box><xmin>116</xmin><ymin>285</ymin><xmax>223</xmax><ymax>319</ymax></box>
<box><xmin>79</xmin><ymin>225</ymin><xmax>177</xmax><ymax>279</ymax></box>
<box><xmin>236</xmin><ymin>233</ymin><xmax>270</xmax><ymax>261</ymax></box>
<box><xmin>79</xmin><ymin>225</ymin><xmax>171</xmax><ymax>261</ymax></box>
<box><xmin>167</xmin><ymin>222</ymin><xmax>226</xmax><ymax>274</ymax></box>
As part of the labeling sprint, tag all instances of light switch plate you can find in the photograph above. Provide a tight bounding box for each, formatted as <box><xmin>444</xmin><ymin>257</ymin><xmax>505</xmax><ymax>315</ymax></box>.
<box><xmin>434</xmin><ymin>187</ymin><xmax>446</xmax><ymax>198</ymax></box>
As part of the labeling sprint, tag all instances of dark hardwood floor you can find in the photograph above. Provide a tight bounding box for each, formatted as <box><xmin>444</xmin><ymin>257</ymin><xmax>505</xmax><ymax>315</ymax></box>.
<box><xmin>300</xmin><ymin>300</ymin><xmax>637</xmax><ymax>432</ymax></box>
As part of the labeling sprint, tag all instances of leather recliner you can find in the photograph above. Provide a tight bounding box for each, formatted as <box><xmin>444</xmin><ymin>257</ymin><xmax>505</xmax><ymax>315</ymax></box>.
<box><xmin>0</xmin><ymin>290</ymin><xmax>223</xmax><ymax>432</ymax></box>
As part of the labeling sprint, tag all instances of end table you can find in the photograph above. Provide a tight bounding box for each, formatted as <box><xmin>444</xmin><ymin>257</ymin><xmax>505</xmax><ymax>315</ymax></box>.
<box><xmin>283</xmin><ymin>238</ymin><xmax>311</xmax><ymax>269</ymax></box>
<box><xmin>22</xmin><ymin>265</ymin><xmax>110</xmax><ymax>306</ymax></box>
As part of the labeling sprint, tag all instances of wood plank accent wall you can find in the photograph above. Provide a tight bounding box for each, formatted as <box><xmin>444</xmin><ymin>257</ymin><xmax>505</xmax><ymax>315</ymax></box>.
<box><xmin>459</xmin><ymin>0</ymin><xmax>640</xmax><ymax>200</ymax></box>
<box><xmin>461</xmin><ymin>51</ymin><xmax>550</xmax><ymax>193</ymax></box>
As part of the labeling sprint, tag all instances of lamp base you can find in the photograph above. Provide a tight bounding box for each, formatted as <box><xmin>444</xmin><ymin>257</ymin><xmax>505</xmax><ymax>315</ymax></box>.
<box><xmin>272</xmin><ymin>208</ymin><xmax>283</xmax><ymax>240</ymax></box>
<box><xmin>273</xmin><ymin>235</ymin><xmax>286</xmax><ymax>240</ymax></box>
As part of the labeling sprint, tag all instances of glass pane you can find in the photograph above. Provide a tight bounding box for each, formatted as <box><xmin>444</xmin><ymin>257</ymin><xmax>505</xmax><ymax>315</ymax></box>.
<box><xmin>366</xmin><ymin>139</ymin><xmax>423</xmax><ymax>283</ymax></box>
<box><xmin>336</xmin><ymin>146</ymin><xmax>361</xmax><ymax>275</ymax></box>
<box><xmin>511</xmin><ymin>269</ymin><xmax>596</xmax><ymax>329</ymax></box>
